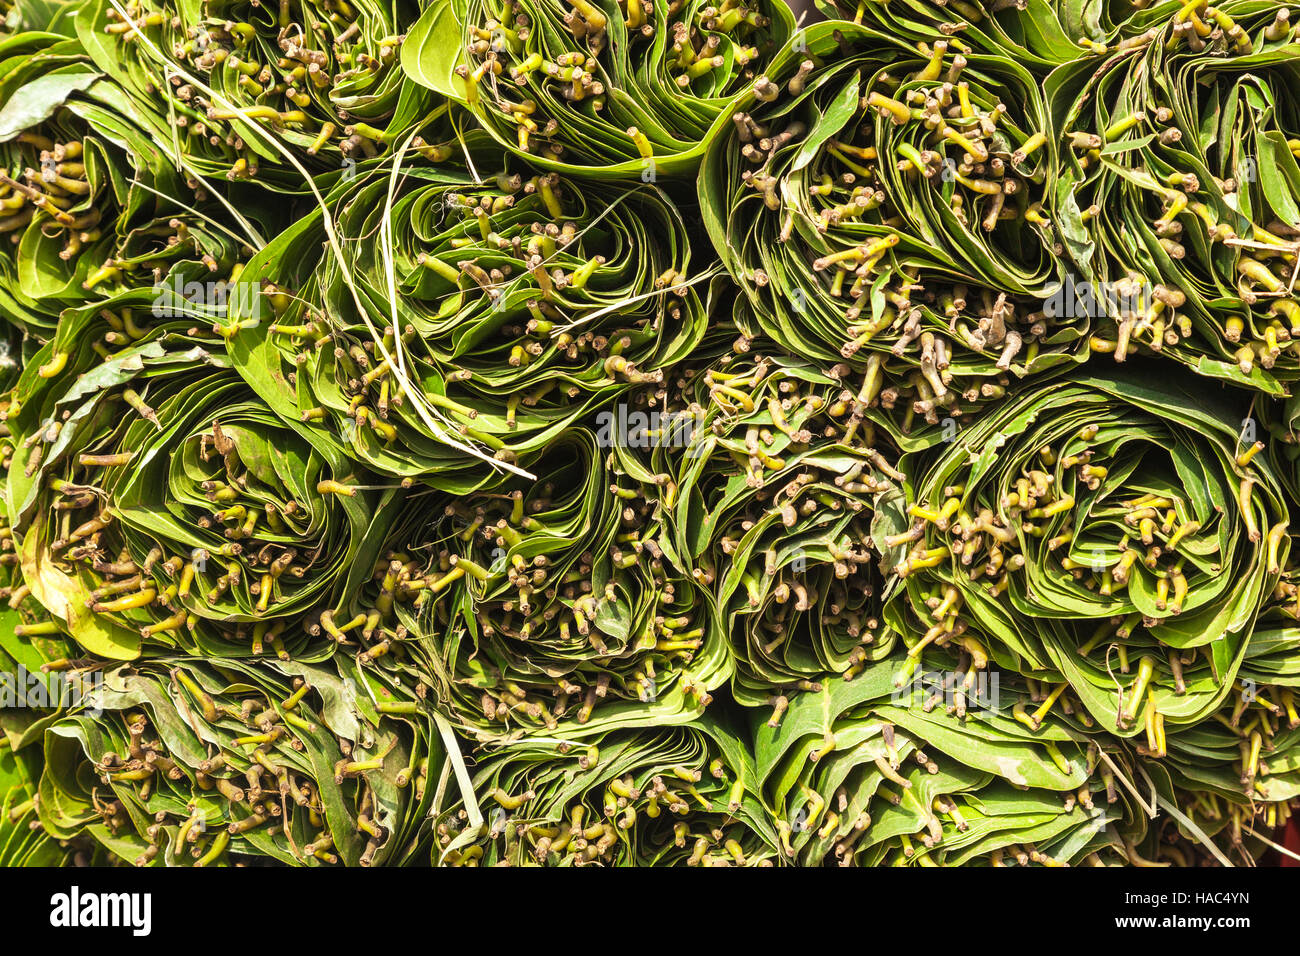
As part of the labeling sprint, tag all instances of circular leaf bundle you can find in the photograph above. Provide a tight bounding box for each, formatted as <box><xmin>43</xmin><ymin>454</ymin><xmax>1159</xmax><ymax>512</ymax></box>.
<box><xmin>432</xmin><ymin>720</ymin><xmax>777</xmax><ymax>865</ymax></box>
<box><xmin>1147</xmin><ymin>597</ymin><xmax>1300</xmax><ymax>836</ymax></box>
<box><xmin>366</xmin><ymin>424</ymin><xmax>727</xmax><ymax>744</ymax></box>
<box><xmin>2</xmin><ymin>747</ymin><xmax>93</xmax><ymax>865</ymax></box>
<box><xmin>77</xmin><ymin>0</ymin><xmax>442</xmax><ymax>183</ymax></box>
<box><xmin>233</xmin><ymin>166</ymin><xmax>706</xmax><ymax>491</ymax></box>
<box><xmin>0</xmin><ymin>30</ymin><xmax>262</xmax><ymax>336</ymax></box>
<box><xmin>752</xmin><ymin>666</ymin><xmax>1131</xmax><ymax>866</ymax></box>
<box><xmin>34</xmin><ymin>657</ymin><xmax>440</xmax><ymax>866</ymax></box>
<box><xmin>811</xmin><ymin>0</ymin><xmax>1110</xmax><ymax>72</ymax></box>
<box><xmin>664</xmin><ymin>346</ymin><xmax>904</xmax><ymax>706</ymax></box>
<box><xmin>448</xmin><ymin>0</ymin><xmax>796</xmax><ymax>176</ymax></box>
<box><xmin>9</xmin><ymin>333</ymin><xmax>385</xmax><ymax>659</ymax></box>
<box><xmin>700</xmin><ymin>21</ymin><xmax>1080</xmax><ymax>438</ymax></box>
<box><xmin>1054</xmin><ymin>2</ymin><xmax>1300</xmax><ymax>390</ymax></box>
<box><xmin>887</xmin><ymin>364</ymin><xmax>1289</xmax><ymax>736</ymax></box>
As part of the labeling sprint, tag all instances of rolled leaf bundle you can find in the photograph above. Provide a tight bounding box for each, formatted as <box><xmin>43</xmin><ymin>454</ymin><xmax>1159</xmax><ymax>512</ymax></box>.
<box><xmin>700</xmin><ymin>21</ymin><xmax>1080</xmax><ymax>440</ymax></box>
<box><xmin>1146</xmin><ymin>597</ymin><xmax>1300</xmax><ymax>844</ymax></box>
<box><xmin>34</xmin><ymin>656</ymin><xmax>442</xmax><ymax>866</ymax></box>
<box><xmin>1158</xmin><ymin>688</ymin><xmax>1300</xmax><ymax>806</ymax></box>
<box><xmin>663</xmin><ymin>344</ymin><xmax>905</xmax><ymax>706</ymax></box>
<box><xmin>886</xmin><ymin>364</ymin><xmax>1289</xmax><ymax>737</ymax></box>
<box><xmin>75</xmin><ymin>0</ymin><xmax>442</xmax><ymax>184</ymax></box>
<box><xmin>1124</xmin><ymin>748</ymin><xmax>1294</xmax><ymax>866</ymax></box>
<box><xmin>811</xmin><ymin>0</ymin><xmax>1108</xmax><ymax>72</ymax></box>
<box><xmin>419</xmin><ymin>0</ymin><xmax>796</xmax><ymax>177</ymax></box>
<box><xmin>230</xmin><ymin>164</ymin><xmax>707</xmax><ymax>491</ymax></box>
<box><xmin>1</xmin><ymin>614</ymin><xmax>118</xmax><ymax>865</ymax></box>
<box><xmin>752</xmin><ymin>665</ymin><xmax>1133</xmax><ymax>866</ymax></box>
<box><xmin>1</xmin><ymin>745</ymin><xmax>85</xmax><ymax>866</ymax></box>
<box><xmin>7</xmin><ymin>331</ymin><xmax>389</xmax><ymax>659</ymax></box>
<box><xmin>357</xmin><ymin>423</ymin><xmax>728</xmax><ymax>745</ymax></box>
<box><xmin>432</xmin><ymin>719</ymin><xmax>777</xmax><ymax>865</ymax></box>
<box><xmin>0</xmin><ymin>28</ymin><xmax>263</xmax><ymax>335</ymax></box>
<box><xmin>1053</xmin><ymin>1</ymin><xmax>1300</xmax><ymax>391</ymax></box>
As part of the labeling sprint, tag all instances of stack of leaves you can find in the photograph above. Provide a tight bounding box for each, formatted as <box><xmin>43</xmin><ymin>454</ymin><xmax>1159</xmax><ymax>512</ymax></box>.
<box><xmin>661</xmin><ymin>343</ymin><xmax>905</xmax><ymax>707</ymax></box>
<box><xmin>753</xmin><ymin>665</ymin><xmax>1128</xmax><ymax>866</ymax></box>
<box><xmin>2</xmin><ymin>0</ymin><xmax>1300</xmax><ymax>868</ymax></box>
<box><xmin>0</xmin><ymin>27</ymin><xmax>273</xmax><ymax>335</ymax></box>
<box><xmin>8</xmin><ymin>318</ymin><xmax>389</xmax><ymax>659</ymax></box>
<box><xmin>351</xmin><ymin>419</ymin><xmax>729</xmax><ymax>747</ymax></box>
